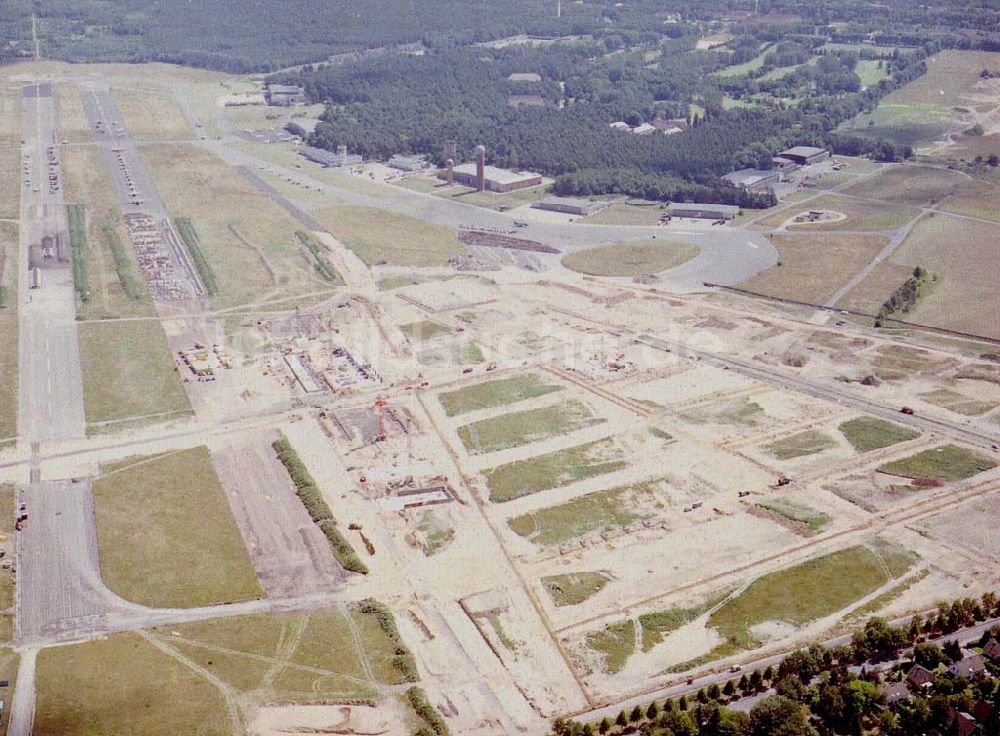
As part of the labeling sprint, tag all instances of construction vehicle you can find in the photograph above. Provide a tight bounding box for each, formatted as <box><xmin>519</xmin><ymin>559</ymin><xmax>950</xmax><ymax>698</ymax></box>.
<box><xmin>900</xmin><ymin>406</ymin><xmax>915</xmax><ymax>415</ymax></box>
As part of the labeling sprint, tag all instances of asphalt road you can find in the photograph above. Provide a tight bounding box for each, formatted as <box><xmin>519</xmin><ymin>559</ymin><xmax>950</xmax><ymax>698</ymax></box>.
<box><xmin>16</xmin><ymin>82</ymin><xmax>86</xmax><ymax>443</ymax></box>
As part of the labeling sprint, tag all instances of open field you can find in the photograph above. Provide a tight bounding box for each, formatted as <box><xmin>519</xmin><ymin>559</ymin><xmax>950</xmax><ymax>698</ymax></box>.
<box><xmin>841</xmin><ymin>165</ymin><xmax>970</xmax><ymax>207</ymax></box>
<box><xmin>836</xmin><ymin>213</ymin><xmax>1000</xmax><ymax>339</ymax></box>
<box><xmin>561</xmin><ymin>240</ymin><xmax>699</xmax><ymax>277</ymax></box>
<box><xmin>507</xmin><ymin>481</ymin><xmax>661</xmax><ymax>545</ymax></box>
<box><xmin>400</xmin><ymin>319</ymin><xmax>452</xmax><ymax>343</ymax></box>
<box><xmin>837</xmin><ymin>416</ymin><xmax>920</xmax><ymax>453</ymax></box>
<box><xmin>741</xmin><ymin>232</ymin><xmax>888</xmax><ymax>303</ymax></box>
<box><xmin>0</xmin><ymin>222</ymin><xmax>17</xmax><ymax>442</ymax></box>
<box><xmin>919</xmin><ymin>387</ymin><xmax>996</xmax><ymax>416</ymax></box>
<box><xmin>78</xmin><ymin>319</ymin><xmax>192</xmax><ymax>429</ymax></box>
<box><xmin>0</xmin><ymin>648</ymin><xmax>17</xmax><ymax>729</ymax></box>
<box><xmin>458</xmin><ymin>400</ymin><xmax>602</xmax><ymax>454</ymax></box>
<box><xmin>35</xmin><ymin>632</ymin><xmax>232</xmax><ymax>735</ymax></box>
<box><xmin>53</xmin><ymin>81</ymin><xmax>93</xmax><ymax>143</ymax></box>
<box><xmin>140</xmin><ymin>144</ymin><xmax>329</xmax><ymax>308</ymax></box>
<box><xmin>484</xmin><ymin>437</ymin><xmax>627</xmax><ymax>502</ymax></box>
<box><xmin>312</xmin><ymin>205</ymin><xmax>463</xmax><ymax>268</ymax></box>
<box><xmin>112</xmin><ymin>85</ymin><xmax>193</xmax><ymax>140</ymax></box>
<box><xmin>0</xmin><ymin>86</ymin><xmax>19</xmax><ymax>147</ymax></box>
<box><xmin>707</xmin><ymin>546</ymin><xmax>899</xmax><ymax>650</ymax></box>
<box><xmin>878</xmin><ymin>444</ymin><xmax>996</xmax><ymax>482</ymax></box>
<box><xmin>639</xmin><ymin>591</ymin><xmax>732</xmax><ymax>653</ymax></box>
<box><xmin>586</xmin><ymin>620</ymin><xmax>635</xmax><ymax>675</ymax></box>
<box><xmin>61</xmin><ymin>145</ymin><xmax>155</xmax><ymax>319</ymax></box>
<box><xmin>839</xmin><ymin>50</ymin><xmax>1000</xmax><ymax>147</ymax></box>
<box><xmin>438</xmin><ymin>373</ymin><xmax>563</xmax><ymax>417</ymax></box>
<box><xmin>0</xmin><ymin>485</ymin><xmax>13</xmax><ymax>634</ymax></box>
<box><xmin>93</xmin><ymin>447</ymin><xmax>263</xmax><ymax>607</ymax></box>
<box><xmin>0</xmin><ymin>149</ymin><xmax>19</xmax><ymax>219</ymax></box>
<box><xmin>755</xmin><ymin>194</ymin><xmax>918</xmax><ymax>231</ymax></box>
<box><xmin>543</xmin><ymin>572</ymin><xmax>610</xmax><ymax>607</ymax></box>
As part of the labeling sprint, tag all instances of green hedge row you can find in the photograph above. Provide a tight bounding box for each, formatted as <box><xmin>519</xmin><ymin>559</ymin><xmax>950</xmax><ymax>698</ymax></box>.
<box><xmin>406</xmin><ymin>687</ymin><xmax>450</xmax><ymax>736</ymax></box>
<box><xmin>174</xmin><ymin>217</ymin><xmax>219</xmax><ymax>296</ymax></box>
<box><xmin>295</xmin><ymin>230</ymin><xmax>340</xmax><ymax>284</ymax></box>
<box><xmin>359</xmin><ymin>598</ymin><xmax>417</xmax><ymax>681</ymax></box>
<box><xmin>272</xmin><ymin>437</ymin><xmax>368</xmax><ymax>575</ymax></box>
<box><xmin>101</xmin><ymin>213</ymin><xmax>142</xmax><ymax>299</ymax></box>
<box><xmin>66</xmin><ymin>204</ymin><xmax>89</xmax><ymax>302</ymax></box>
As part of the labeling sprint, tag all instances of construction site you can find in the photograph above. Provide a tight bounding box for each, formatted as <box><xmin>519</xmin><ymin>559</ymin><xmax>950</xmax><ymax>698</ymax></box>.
<box><xmin>0</xmin><ymin>60</ymin><xmax>998</xmax><ymax>736</ymax></box>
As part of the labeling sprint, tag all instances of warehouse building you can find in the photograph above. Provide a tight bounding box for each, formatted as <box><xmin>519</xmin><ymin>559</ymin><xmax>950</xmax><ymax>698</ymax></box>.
<box><xmin>665</xmin><ymin>202</ymin><xmax>739</xmax><ymax>220</ymax></box>
<box><xmin>532</xmin><ymin>195</ymin><xmax>605</xmax><ymax>216</ymax></box>
<box><xmin>266</xmin><ymin>84</ymin><xmax>306</xmax><ymax>107</ymax></box>
<box><xmin>387</xmin><ymin>154</ymin><xmax>429</xmax><ymax>171</ymax></box>
<box><xmin>722</xmin><ymin>168</ymin><xmax>780</xmax><ymax>192</ymax></box>
<box><xmin>775</xmin><ymin>145</ymin><xmax>830</xmax><ymax>166</ymax></box>
<box><xmin>299</xmin><ymin>145</ymin><xmax>362</xmax><ymax>167</ymax></box>
<box><xmin>508</xmin><ymin>72</ymin><xmax>542</xmax><ymax>82</ymax></box>
<box><xmin>449</xmin><ymin>163</ymin><xmax>543</xmax><ymax>193</ymax></box>
<box><xmin>284</xmin><ymin>118</ymin><xmax>319</xmax><ymax>139</ymax></box>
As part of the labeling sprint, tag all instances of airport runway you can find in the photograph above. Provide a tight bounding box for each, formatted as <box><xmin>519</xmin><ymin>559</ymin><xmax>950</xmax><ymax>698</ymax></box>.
<box><xmin>16</xmin><ymin>81</ymin><xmax>86</xmax><ymax>442</ymax></box>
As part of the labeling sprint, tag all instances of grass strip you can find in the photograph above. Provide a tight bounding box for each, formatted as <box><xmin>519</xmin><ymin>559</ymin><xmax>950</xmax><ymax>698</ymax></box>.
<box><xmin>101</xmin><ymin>212</ymin><xmax>141</xmax><ymax>299</ymax></box>
<box><xmin>272</xmin><ymin>437</ymin><xmax>368</xmax><ymax>574</ymax></box>
<box><xmin>174</xmin><ymin>217</ymin><xmax>219</xmax><ymax>296</ymax></box>
<box><xmin>295</xmin><ymin>230</ymin><xmax>341</xmax><ymax>283</ymax></box>
<box><xmin>66</xmin><ymin>203</ymin><xmax>89</xmax><ymax>302</ymax></box>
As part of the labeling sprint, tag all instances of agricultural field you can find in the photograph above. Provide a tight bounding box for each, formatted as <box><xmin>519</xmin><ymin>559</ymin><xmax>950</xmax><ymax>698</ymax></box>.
<box><xmin>839</xmin><ymin>50</ymin><xmax>1000</xmax><ymax>147</ymax></box>
<box><xmin>457</xmin><ymin>400</ymin><xmax>602</xmax><ymax>454</ymax></box>
<box><xmin>561</xmin><ymin>240</ymin><xmax>699</xmax><ymax>277</ymax></box>
<box><xmin>483</xmin><ymin>437</ymin><xmax>627</xmax><ymax>502</ymax></box>
<box><xmin>507</xmin><ymin>482</ymin><xmax>662</xmax><ymax>545</ymax></box>
<box><xmin>92</xmin><ymin>447</ymin><xmax>263</xmax><ymax>607</ymax></box>
<box><xmin>836</xmin><ymin>213</ymin><xmax>1000</xmax><ymax>339</ymax></box>
<box><xmin>741</xmin><ymin>232</ymin><xmax>889</xmax><ymax>303</ymax></box>
<box><xmin>438</xmin><ymin>373</ymin><xmax>563</xmax><ymax>417</ymax></box>
<box><xmin>77</xmin><ymin>319</ymin><xmax>192</xmax><ymax>430</ymax></box>
<box><xmin>312</xmin><ymin>205</ymin><xmax>464</xmax><ymax>268</ymax></box>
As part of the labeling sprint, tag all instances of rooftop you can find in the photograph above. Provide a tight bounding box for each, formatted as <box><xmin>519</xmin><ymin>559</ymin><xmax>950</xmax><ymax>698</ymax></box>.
<box><xmin>508</xmin><ymin>72</ymin><xmax>542</xmax><ymax>82</ymax></box>
<box><xmin>722</xmin><ymin>168</ymin><xmax>777</xmax><ymax>186</ymax></box>
<box><xmin>666</xmin><ymin>202</ymin><xmax>740</xmax><ymax>216</ymax></box>
<box><xmin>780</xmin><ymin>145</ymin><xmax>828</xmax><ymax>157</ymax></box>
<box><xmin>453</xmin><ymin>162</ymin><xmax>542</xmax><ymax>185</ymax></box>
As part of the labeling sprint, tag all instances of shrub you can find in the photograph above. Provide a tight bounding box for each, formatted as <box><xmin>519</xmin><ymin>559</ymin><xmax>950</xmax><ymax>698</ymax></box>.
<box><xmin>407</xmin><ymin>687</ymin><xmax>450</xmax><ymax>736</ymax></box>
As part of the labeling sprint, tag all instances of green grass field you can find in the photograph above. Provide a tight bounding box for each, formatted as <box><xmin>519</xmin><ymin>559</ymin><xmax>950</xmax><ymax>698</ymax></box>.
<box><xmin>561</xmin><ymin>240</ymin><xmax>698</xmax><ymax>277</ymax></box>
<box><xmin>640</xmin><ymin>590</ymin><xmax>731</xmax><ymax>652</ymax></box>
<box><xmin>756</xmin><ymin>194</ymin><xmax>919</xmax><ymax>232</ymax></box>
<box><xmin>507</xmin><ymin>481</ymin><xmax>659</xmax><ymax>545</ymax></box>
<box><xmin>400</xmin><ymin>319</ymin><xmax>452</xmax><ymax>342</ymax></box>
<box><xmin>458</xmin><ymin>400</ymin><xmax>602</xmax><ymax>454</ymax></box>
<box><xmin>755</xmin><ymin>498</ymin><xmax>831</xmax><ymax>533</ymax></box>
<box><xmin>837</xmin><ymin>416</ymin><xmax>920</xmax><ymax>453</ymax></box>
<box><xmin>93</xmin><ymin>447</ymin><xmax>263</xmax><ymax>608</ymax></box>
<box><xmin>764</xmin><ymin>429</ymin><xmax>838</xmax><ymax>460</ymax></box>
<box><xmin>842</xmin><ymin>165</ymin><xmax>968</xmax><ymax>207</ymax></box>
<box><xmin>77</xmin><ymin>319</ymin><xmax>192</xmax><ymax>430</ymax></box>
<box><xmin>878</xmin><ymin>444</ymin><xmax>996</xmax><ymax>482</ymax></box>
<box><xmin>313</xmin><ymin>205</ymin><xmax>464</xmax><ymax>267</ymax></box>
<box><xmin>586</xmin><ymin>620</ymin><xmax>635</xmax><ymax>674</ymax></box>
<box><xmin>485</xmin><ymin>438</ymin><xmax>627</xmax><ymax>503</ymax></box>
<box><xmin>438</xmin><ymin>373</ymin><xmax>562</xmax><ymax>417</ymax></box>
<box><xmin>708</xmin><ymin>546</ymin><xmax>898</xmax><ymax>650</ymax></box>
<box><xmin>542</xmin><ymin>572</ymin><xmax>610</xmax><ymax>607</ymax></box>
<box><xmin>578</xmin><ymin>201</ymin><xmax>666</xmax><ymax>226</ymax></box>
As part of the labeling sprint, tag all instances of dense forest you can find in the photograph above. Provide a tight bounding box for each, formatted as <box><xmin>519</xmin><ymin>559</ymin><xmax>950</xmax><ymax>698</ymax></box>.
<box><xmin>281</xmin><ymin>29</ymin><xmax>928</xmax><ymax>204</ymax></box>
<box><xmin>3</xmin><ymin>0</ymin><xmax>1000</xmax><ymax>72</ymax></box>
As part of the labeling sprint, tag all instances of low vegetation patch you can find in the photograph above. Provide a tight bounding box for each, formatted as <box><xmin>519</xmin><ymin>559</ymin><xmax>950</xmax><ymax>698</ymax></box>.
<box><xmin>919</xmin><ymin>388</ymin><xmax>997</xmax><ymax>416</ymax></box>
<box><xmin>507</xmin><ymin>482</ymin><xmax>659</xmax><ymax>545</ymax></box>
<box><xmin>561</xmin><ymin>240</ymin><xmax>698</xmax><ymax>277</ymax></box>
<box><xmin>272</xmin><ymin>437</ymin><xmax>368</xmax><ymax>574</ymax></box>
<box><xmin>485</xmin><ymin>438</ymin><xmax>627</xmax><ymax>503</ymax></box>
<box><xmin>586</xmin><ymin>620</ymin><xmax>635</xmax><ymax>674</ymax></box>
<box><xmin>458</xmin><ymin>400</ymin><xmax>602</xmax><ymax>454</ymax></box>
<box><xmin>174</xmin><ymin>217</ymin><xmax>219</xmax><ymax>296</ymax></box>
<box><xmin>875</xmin><ymin>266</ymin><xmax>932</xmax><ymax>325</ymax></box>
<box><xmin>400</xmin><ymin>320</ymin><xmax>452</xmax><ymax>343</ymax></box>
<box><xmin>438</xmin><ymin>373</ymin><xmax>562</xmax><ymax>417</ymax></box>
<box><xmin>357</xmin><ymin>599</ymin><xmax>418</xmax><ymax>682</ymax></box>
<box><xmin>542</xmin><ymin>572</ymin><xmax>610</xmax><ymax>607</ymax></box>
<box><xmin>640</xmin><ymin>590</ymin><xmax>732</xmax><ymax>652</ymax></box>
<box><xmin>707</xmin><ymin>546</ymin><xmax>896</xmax><ymax>651</ymax></box>
<box><xmin>838</xmin><ymin>416</ymin><xmax>920</xmax><ymax>453</ymax></box>
<box><xmin>294</xmin><ymin>230</ymin><xmax>341</xmax><ymax>283</ymax></box>
<box><xmin>878</xmin><ymin>444</ymin><xmax>996</xmax><ymax>482</ymax></box>
<box><xmin>764</xmin><ymin>429</ymin><xmax>838</xmax><ymax>460</ymax></box>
